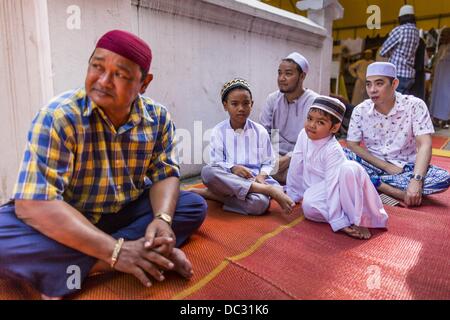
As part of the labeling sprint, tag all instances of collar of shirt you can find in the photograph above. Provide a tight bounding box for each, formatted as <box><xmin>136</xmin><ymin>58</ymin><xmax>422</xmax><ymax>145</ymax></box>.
<box><xmin>283</xmin><ymin>88</ymin><xmax>308</xmax><ymax>105</ymax></box>
<box><xmin>226</xmin><ymin>118</ymin><xmax>250</xmax><ymax>134</ymax></box>
<box><xmin>368</xmin><ymin>91</ymin><xmax>405</xmax><ymax>117</ymax></box>
<box><xmin>307</xmin><ymin>132</ymin><xmax>333</xmax><ymax>153</ymax></box>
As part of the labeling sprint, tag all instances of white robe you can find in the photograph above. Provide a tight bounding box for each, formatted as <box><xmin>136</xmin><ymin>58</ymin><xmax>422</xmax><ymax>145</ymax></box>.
<box><xmin>286</xmin><ymin>129</ymin><xmax>388</xmax><ymax>231</ymax></box>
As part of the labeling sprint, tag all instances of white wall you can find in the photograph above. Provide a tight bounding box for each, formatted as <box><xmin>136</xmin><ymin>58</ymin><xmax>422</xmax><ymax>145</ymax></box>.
<box><xmin>0</xmin><ymin>0</ymin><xmax>330</xmax><ymax>203</ymax></box>
<box><xmin>0</xmin><ymin>0</ymin><xmax>53</xmax><ymax>202</ymax></box>
<box><xmin>47</xmin><ymin>0</ymin><xmax>133</xmax><ymax>94</ymax></box>
<box><xmin>133</xmin><ymin>0</ymin><xmax>327</xmax><ymax>177</ymax></box>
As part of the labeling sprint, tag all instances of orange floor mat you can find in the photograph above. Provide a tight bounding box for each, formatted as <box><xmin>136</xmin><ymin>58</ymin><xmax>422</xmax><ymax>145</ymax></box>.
<box><xmin>431</xmin><ymin>135</ymin><xmax>449</xmax><ymax>149</ymax></box>
<box><xmin>181</xmin><ymin>157</ymin><xmax>450</xmax><ymax>300</ymax></box>
<box><xmin>187</xmin><ymin>205</ymin><xmax>450</xmax><ymax>299</ymax></box>
<box><xmin>1</xmin><ymin>157</ymin><xmax>449</xmax><ymax>300</ymax></box>
<box><xmin>0</xmin><ymin>200</ymin><xmax>302</xmax><ymax>300</ymax></box>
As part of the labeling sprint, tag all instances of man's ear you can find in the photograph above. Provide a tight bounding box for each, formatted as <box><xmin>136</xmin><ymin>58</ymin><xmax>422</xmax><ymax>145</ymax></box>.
<box><xmin>392</xmin><ymin>78</ymin><xmax>399</xmax><ymax>91</ymax></box>
<box><xmin>331</xmin><ymin>122</ymin><xmax>341</xmax><ymax>134</ymax></box>
<box><xmin>299</xmin><ymin>72</ymin><xmax>306</xmax><ymax>82</ymax></box>
<box><xmin>140</xmin><ymin>73</ymin><xmax>153</xmax><ymax>94</ymax></box>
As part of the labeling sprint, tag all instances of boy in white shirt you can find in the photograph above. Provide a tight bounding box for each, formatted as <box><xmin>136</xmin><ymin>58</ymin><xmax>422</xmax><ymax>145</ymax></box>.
<box><xmin>190</xmin><ymin>79</ymin><xmax>295</xmax><ymax>215</ymax></box>
<box><xmin>286</xmin><ymin>96</ymin><xmax>388</xmax><ymax>239</ymax></box>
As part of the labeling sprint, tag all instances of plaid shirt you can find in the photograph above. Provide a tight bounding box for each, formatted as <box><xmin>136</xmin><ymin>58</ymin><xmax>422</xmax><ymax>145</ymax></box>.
<box><xmin>380</xmin><ymin>23</ymin><xmax>419</xmax><ymax>78</ymax></box>
<box><xmin>13</xmin><ymin>88</ymin><xmax>180</xmax><ymax>223</ymax></box>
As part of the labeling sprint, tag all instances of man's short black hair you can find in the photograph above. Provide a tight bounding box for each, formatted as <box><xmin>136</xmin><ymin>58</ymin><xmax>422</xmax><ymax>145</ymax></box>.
<box><xmin>399</xmin><ymin>14</ymin><xmax>416</xmax><ymax>25</ymax></box>
<box><xmin>282</xmin><ymin>58</ymin><xmax>303</xmax><ymax>74</ymax></box>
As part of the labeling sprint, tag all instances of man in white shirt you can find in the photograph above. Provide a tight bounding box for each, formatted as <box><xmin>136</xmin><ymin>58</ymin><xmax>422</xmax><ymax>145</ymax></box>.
<box><xmin>345</xmin><ymin>62</ymin><xmax>450</xmax><ymax>207</ymax></box>
<box><xmin>260</xmin><ymin>52</ymin><xmax>319</xmax><ymax>184</ymax></box>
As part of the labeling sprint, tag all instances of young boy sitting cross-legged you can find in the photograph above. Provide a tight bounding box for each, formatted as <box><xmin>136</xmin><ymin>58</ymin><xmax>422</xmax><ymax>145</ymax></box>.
<box><xmin>190</xmin><ymin>78</ymin><xmax>295</xmax><ymax>215</ymax></box>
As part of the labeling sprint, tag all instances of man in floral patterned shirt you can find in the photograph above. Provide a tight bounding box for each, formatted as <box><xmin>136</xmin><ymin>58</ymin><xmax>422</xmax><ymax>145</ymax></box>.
<box><xmin>345</xmin><ymin>62</ymin><xmax>450</xmax><ymax>207</ymax></box>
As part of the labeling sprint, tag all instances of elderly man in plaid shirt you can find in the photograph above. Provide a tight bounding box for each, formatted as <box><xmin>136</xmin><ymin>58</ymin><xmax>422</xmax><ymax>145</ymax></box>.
<box><xmin>380</xmin><ymin>5</ymin><xmax>420</xmax><ymax>95</ymax></box>
<box><xmin>0</xmin><ymin>30</ymin><xmax>207</xmax><ymax>299</ymax></box>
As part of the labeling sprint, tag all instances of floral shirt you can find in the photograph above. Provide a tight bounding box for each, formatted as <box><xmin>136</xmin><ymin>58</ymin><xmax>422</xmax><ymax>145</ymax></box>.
<box><xmin>347</xmin><ymin>92</ymin><xmax>434</xmax><ymax>168</ymax></box>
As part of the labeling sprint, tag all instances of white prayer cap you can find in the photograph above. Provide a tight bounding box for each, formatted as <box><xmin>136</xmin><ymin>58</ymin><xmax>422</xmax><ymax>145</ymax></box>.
<box><xmin>285</xmin><ymin>52</ymin><xmax>309</xmax><ymax>74</ymax></box>
<box><xmin>366</xmin><ymin>62</ymin><xmax>397</xmax><ymax>78</ymax></box>
<box><xmin>399</xmin><ymin>5</ymin><xmax>414</xmax><ymax>17</ymax></box>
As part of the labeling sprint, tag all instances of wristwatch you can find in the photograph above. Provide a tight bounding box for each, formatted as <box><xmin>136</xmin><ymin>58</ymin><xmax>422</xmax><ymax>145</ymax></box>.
<box><xmin>155</xmin><ymin>212</ymin><xmax>172</xmax><ymax>226</ymax></box>
<box><xmin>412</xmin><ymin>174</ymin><xmax>424</xmax><ymax>182</ymax></box>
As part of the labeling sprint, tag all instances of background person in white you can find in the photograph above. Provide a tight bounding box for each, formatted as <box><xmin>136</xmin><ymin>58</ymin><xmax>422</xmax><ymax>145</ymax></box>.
<box><xmin>260</xmin><ymin>52</ymin><xmax>318</xmax><ymax>184</ymax></box>
<box><xmin>345</xmin><ymin>62</ymin><xmax>450</xmax><ymax>207</ymax></box>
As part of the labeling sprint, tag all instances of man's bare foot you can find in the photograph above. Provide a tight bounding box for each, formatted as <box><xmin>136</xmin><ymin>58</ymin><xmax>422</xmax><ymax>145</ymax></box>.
<box><xmin>188</xmin><ymin>188</ymin><xmax>224</xmax><ymax>203</ymax></box>
<box><xmin>168</xmin><ymin>248</ymin><xmax>193</xmax><ymax>279</ymax></box>
<box><xmin>41</xmin><ymin>294</ymin><xmax>62</xmax><ymax>300</ymax></box>
<box><xmin>340</xmin><ymin>225</ymin><xmax>371</xmax><ymax>240</ymax></box>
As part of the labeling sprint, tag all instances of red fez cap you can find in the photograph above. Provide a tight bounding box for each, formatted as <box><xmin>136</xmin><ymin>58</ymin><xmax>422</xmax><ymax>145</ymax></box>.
<box><xmin>96</xmin><ymin>30</ymin><xmax>152</xmax><ymax>75</ymax></box>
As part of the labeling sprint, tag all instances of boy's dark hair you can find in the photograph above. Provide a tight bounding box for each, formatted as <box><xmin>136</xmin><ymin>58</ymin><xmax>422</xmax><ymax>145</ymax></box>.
<box><xmin>282</xmin><ymin>58</ymin><xmax>304</xmax><ymax>74</ymax></box>
<box><xmin>309</xmin><ymin>107</ymin><xmax>341</xmax><ymax>126</ymax></box>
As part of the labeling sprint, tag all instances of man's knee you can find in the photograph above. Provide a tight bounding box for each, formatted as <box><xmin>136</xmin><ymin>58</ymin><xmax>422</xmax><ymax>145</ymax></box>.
<box><xmin>179</xmin><ymin>191</ymin><xmax>207</xmax><ymax>226</ymax></box>
<box><xmin>191</xmin><ymin>192</ymin><xmax>208</xmax><ymax>222</ymax></box>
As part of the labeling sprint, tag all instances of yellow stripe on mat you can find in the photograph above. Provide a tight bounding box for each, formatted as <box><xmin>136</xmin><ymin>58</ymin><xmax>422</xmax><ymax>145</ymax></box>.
<box><xmin>172</xmin><ymin>215</ymin><xmax>305</xmax><ymax>300</ymax></box>
<box><xmin>432</xmin><ymin>148</ymin><xmax>450</xmax><ymax>158</ymax></box>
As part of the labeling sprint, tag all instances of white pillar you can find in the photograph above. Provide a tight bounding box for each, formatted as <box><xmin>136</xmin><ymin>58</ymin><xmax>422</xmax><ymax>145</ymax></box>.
<box><xmin>296</xmin><ymin>0</ymin><xmax>343</xmax><ymax>95</ymax></box>
<box><xmin>0</xmin><ymin>0</ymin><xmax>54</xmax><ymax>203</ymax></box>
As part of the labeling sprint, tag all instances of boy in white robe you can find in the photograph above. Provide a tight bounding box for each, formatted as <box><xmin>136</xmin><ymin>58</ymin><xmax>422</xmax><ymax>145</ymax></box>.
<box><xmin>191</xmin><ymin>78</ymin><xmax>295</xmax><ymax>215</ymax></box>
<box><xmin>286</xmin><ymin>96</ymin><xmax>388</xmax><ymax>239</ymax></box>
